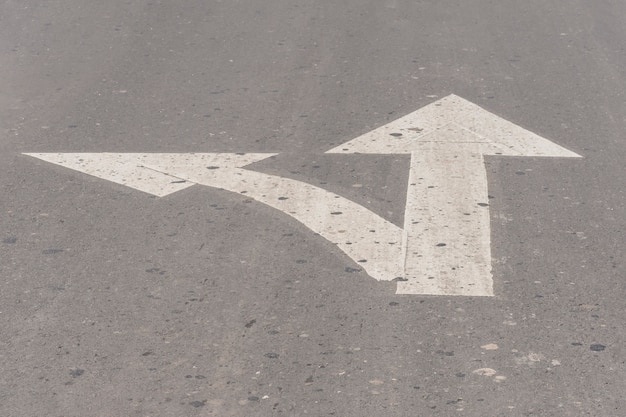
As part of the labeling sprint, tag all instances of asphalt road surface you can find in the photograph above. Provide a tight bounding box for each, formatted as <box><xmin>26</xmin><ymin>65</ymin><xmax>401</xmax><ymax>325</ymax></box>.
<box><xmin>1</xmin><ymin>1</ymin><xmax>625</xmax><ymax>416</ymax></box>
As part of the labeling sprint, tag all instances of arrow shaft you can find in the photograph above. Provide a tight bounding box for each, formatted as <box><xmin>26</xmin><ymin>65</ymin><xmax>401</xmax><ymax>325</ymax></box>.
<box><xmin>398</xmin><ymin>144</ymin><xmax>494</xmax><ymax>296</ymax></box>
<box><xmin>24</xmin><ymin>153</ymin><xmax>405</xmax><ymax>282</ymax></box>
<box><xmin>139</xmin><ymin>163</ymin><xmax>405</xmax><ymax>282</ymax></box>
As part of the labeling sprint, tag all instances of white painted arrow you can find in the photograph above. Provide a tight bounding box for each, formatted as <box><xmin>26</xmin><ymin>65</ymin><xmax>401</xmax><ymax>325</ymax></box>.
<box><xmin>24</xmin><ymin>152</ymin><xmax>406</xmax><ymax>285</ymax></box>
<box><xmin>24</xmin><ymin>94</ymin><xmax>581</xmax><ymax>297</ymax></box>
<box><xmin>326</xmin><ymin>94</ymin><xmax>582</xmax><ymax>296</ymax></box>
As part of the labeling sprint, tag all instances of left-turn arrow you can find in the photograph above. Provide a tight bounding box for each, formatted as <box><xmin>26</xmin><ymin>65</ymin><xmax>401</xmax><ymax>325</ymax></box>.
<box><xmin>24</xmin><ymin>152</ymin><xmax>406</xmax><ymax>285</ymax></box>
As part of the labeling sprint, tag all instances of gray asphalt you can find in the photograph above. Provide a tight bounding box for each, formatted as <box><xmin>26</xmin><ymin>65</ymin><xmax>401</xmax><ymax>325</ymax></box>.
<box><xmin>1</xmin><ymin>1</ymin><xmax>625</xmax><ymax>416</ymax></box>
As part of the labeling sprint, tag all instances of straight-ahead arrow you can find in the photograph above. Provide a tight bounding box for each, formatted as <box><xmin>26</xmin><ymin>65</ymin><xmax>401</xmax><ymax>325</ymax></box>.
<box><xmin>326</xmin><ymin>94</ymin><xmax>581</xmax><ymax>296</ymax></box>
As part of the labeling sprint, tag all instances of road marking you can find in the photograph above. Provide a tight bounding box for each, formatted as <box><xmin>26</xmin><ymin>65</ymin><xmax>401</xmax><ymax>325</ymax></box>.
<box><xmin>326</xmin><ymin>94</ymin><xmax>581</xmax><ymax>296</ymax></box>
<box><xmin>24</xmin><ymin>94</ymin><xmax>582</xmax><ymax>296</ymax></box>
<box><xmin>24</xmin><ymin>152</ymin><xmax>405</xmax><ymax>284</ymax></box>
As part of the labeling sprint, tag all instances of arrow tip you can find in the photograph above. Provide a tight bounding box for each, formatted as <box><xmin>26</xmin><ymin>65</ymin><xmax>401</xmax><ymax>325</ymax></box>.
<box><xmin>325</xmin><ymin>94</ymin><xmax>582</xmax><ymax>158</ymax></box>
<box><xmin>23</xmin><ymin>153</ymin><xmax>277</xmax><ymax>197</ymax></box>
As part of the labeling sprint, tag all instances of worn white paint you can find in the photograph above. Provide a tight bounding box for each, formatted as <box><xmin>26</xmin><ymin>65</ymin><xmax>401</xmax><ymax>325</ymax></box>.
<box><xmin>24</xmin><ymin>94</ymin><xmax>581</xmax><ymax>297</ymax></box>
<box><xmin>327</xmin><ymin>94</ymin><xmax>581</xmax><ymax>296</ymax></box>
<box><xmin>326</xmin><ymin>94</ymin><xmax>582</xmax><ymax>158</ymax></box>
<box><xmin>24</xmin><ymin>152</ymin><xmax>405</xmax><ymax>283</ymax></box>
<box><xmin>401</xmin><ymin>141</ymin><xmax>494</xmax><ymax>296</ymax></box>
<box><xmin>24</xmin><ymin>152</ymin><xmax>197</xmax><ymax>197</ymax></box>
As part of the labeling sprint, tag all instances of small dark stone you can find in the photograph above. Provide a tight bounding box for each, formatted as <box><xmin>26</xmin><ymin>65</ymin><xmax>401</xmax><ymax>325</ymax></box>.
<box><xmin>436</xmin><ymin>243</ymin><xmax>447</xmax><ymax>247</ymax></box>
<box><xmin>190</xmin><ymin>400</ymin><xmax>206</xmax><ymax>408</ymax></box>
<box><xmin>477</xmin><ymin>203</ymin><xmax>489</xmax><ymax>207</ymax></box>
<box><xmin>2</xmin><ymin>237</ymin><xmax>17</xmax><ymax>244</ymax></box>
<box><xmin>330</xmin><ymin>211</ymin><xmax>343</xmax><ymax>215</ymax></box>
<box><xmin>345</xmin><ymin>267</ymin><xmax>361</xmax><ymax>273</ymax></box>
<box><xmin>264</xmin><ymin>352</ymin><xmax>280</xmax><ymax>359</ymax></box>
<box><xmin>141</xmin><ymin>351</ymin><xmax>154</xmax><ymax>356</ymax></box>
<box><xmin>392</xmin><ymin>277</ymin><xmax>408</xmax><ymax>281</ymax></box>
<box><xmin>389</xmin><ymin>302</ymin><xmax>399</xmax><ymax>306</ymax></box>
<box><xmin>590</xmin><ymin>344</ymin><xmax>606</xmax><ymax>352</ymax></box>
<box><xmin>248</xmin><ymin>396</ymin><xmax>260</xmax><ymax>402</ymax></box>
<box><xmin>69</xmin><ymin>369</ymin><xmax>84</xmax><ymax>378</ymax></box>
<box><xmin>245</xmin><ymin>319</ymin><xmax>256</xmax><ymax>328</ymax></box>
<box><xmin>390</xmin><ymin>133</ymin><xmax>403</xmax><ymax>137</ymax></box>
<box><xmin>195</xmin><ymin>375</ymin><xmax>206</xmax><ymax>379</ymax></box>
<box><xmin>43</xmin><ymin>249</ymin><xmax>64</xmax><ymax>255</ymax></box>
<box><xmin>207</xmin><ymin>166</ymin><xmax>220</xmax><ymax>170</ymax></box>
<box><xmin>295</xmin><ymin>259</ymin><xmax>307</xmax><ymax>264</ymax></box>
<box><xmin>278</xmin><ymin>197</ymin><xmax>288</xmax><ymax>200</ymax></box>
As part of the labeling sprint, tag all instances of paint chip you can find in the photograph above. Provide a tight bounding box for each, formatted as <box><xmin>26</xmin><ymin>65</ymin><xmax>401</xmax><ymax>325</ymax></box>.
<box><xmin>472</xmin><ymin>368</ymin><xmax>497</xmax><ymax>377</ymax></box>
<box><xmin>481</xmin><ymin>343</ymin><xmax>499</xmax><ymax>350</ymax></box>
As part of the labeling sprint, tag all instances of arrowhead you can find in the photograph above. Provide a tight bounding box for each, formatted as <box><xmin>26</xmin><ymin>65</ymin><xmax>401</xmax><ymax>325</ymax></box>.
<box><xmin>23</xmin><ymin>153</ymin><xmax>275</xmax><ymax>197</ymax></box>
<box><xmin>326</xmin><ymin>94</ymin><xmax>581</xmax><ymax>158</ymax></box>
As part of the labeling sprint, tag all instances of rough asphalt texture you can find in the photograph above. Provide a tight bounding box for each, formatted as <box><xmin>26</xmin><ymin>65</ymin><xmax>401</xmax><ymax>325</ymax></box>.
<box><xmin>1</xmin><ymin>1</ymin><xmax>625</xmax><ymax>416</ymax></box>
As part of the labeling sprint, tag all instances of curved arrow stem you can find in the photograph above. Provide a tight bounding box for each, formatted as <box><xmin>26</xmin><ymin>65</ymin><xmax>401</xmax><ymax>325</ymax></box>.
<box><xmin>139</xmin><ymin>161</ymin><xmax>405</xmax><ymax>283</ymax></box>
